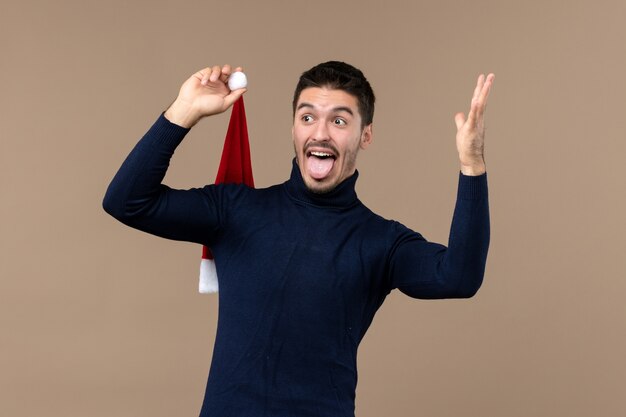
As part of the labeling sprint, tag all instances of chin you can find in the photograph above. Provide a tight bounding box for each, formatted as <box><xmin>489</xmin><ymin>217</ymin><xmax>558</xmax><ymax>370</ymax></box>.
<box><xmin>303</xmin><ymin>179</ymin><xmax>329</xmax><ymax>194</ymax></box>
<box><xmin>303</xmin><ymin>176</ymin><xmax>339</xmax><ymax>194</ymax></box>
<box><xmin>307</xmin><ymin>184</ymin><xmax>334</xmax><ymax>194</ymax></box>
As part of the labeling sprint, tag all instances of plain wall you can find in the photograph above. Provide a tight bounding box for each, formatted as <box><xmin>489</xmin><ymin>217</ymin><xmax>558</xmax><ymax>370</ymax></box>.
<box><xmin>1</xmin><ymin>0</ymin><xmax>625</xmax><ymax>416</ymax></box>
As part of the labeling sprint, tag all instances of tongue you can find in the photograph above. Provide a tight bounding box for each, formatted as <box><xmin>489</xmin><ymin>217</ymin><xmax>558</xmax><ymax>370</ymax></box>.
<box><xmin>308</xmin><ymin>156</ymin><xmax>334</xmax><ymax>180</ymax></box>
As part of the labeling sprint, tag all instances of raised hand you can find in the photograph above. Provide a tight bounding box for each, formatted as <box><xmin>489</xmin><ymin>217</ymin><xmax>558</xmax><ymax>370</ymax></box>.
<box><xmin>164</xmin><ymin>64</ymin><xmax>247</xmax><ymax>128</ymax></box>
<box><xmin>454</xmin><ymin>73</ymin><xmax>495</xmax><ymax>176</ymax></box>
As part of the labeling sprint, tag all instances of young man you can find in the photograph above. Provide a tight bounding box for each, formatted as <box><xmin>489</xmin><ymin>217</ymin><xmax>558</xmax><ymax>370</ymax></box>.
<box><xmin>103</xmin><ymin>61</ymin><xmax>494</xmax><ymax>417</ymax></box>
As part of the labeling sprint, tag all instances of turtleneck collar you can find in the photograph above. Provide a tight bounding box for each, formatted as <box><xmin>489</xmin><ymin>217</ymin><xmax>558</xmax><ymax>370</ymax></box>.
<box><xmin>283</xmin><ymin>158</ymin><xmax>360</xmax><ymax>208</ymax></box>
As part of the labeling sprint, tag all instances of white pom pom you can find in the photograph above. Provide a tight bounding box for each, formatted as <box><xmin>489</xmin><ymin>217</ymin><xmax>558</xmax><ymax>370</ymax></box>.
<box><xmin>228</xmin><ymin>71</ymin><xmax>247</xmax><ymax>91</ymax></box>
<box><xmin>199</xmin><ymin>258</ymin><xmax>219</xmax><ymax>294</ymax></box>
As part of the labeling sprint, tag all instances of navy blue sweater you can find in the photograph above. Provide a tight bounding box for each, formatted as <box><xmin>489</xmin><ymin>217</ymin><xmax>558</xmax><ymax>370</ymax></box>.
<box><xmin>103</xmin><ymin>113</ymin><xmax>490</xmax><ymax>417</ymax></box>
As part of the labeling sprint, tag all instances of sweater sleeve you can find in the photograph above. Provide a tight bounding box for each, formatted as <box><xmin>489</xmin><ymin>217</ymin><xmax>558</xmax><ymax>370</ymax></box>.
<box><xmin>388</xmin><ymin>172</ymin><xmax>490</xmax><ymax>299</ymax></box>
<box><xmin>102</xmin><ymin>113</ymin><xmax>225</xmax><ymax>246</ymax></box>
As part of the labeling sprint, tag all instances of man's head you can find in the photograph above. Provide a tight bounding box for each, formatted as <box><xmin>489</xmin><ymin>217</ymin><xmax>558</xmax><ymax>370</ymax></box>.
<box><xmin>292</xmin><ymin>61</ymin><xmax>375</xmax><ymax>128</ymax></box>
<box><xmin>292</xmin><ymin>61</ymin><xmax>376</xmax><ymax>194</ymax></box>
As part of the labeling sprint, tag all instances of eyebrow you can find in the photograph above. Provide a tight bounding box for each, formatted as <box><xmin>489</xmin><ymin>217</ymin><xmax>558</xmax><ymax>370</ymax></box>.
<box><xmin>296</xmin><ymin>102</ymin><xmax>354</xmax><ymax>116</ymax></box>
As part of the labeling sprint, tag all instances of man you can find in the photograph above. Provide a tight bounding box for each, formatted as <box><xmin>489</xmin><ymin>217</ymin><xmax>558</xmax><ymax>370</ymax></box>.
<box><xmin>103</xmin><ymin>61</ymin><xmax>494</xmax><ymax>417</ymax></box>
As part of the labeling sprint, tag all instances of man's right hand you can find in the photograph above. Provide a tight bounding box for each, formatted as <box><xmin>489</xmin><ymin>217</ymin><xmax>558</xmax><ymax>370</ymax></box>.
<box><xmin>164</xmin><ymin>65</ymin><xmax>247</xmax><ymax>128</ymax></box>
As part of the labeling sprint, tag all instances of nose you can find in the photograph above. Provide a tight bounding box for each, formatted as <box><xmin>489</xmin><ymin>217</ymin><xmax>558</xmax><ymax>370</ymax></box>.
<box><xmin>311</xmin><ymin>120</ymin><xmax>330</xmax><ymax>142</ymax></box>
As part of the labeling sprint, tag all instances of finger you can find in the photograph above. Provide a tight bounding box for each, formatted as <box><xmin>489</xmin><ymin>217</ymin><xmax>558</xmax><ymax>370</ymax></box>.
<box><xmin>475</xmin><ymin>73</ymin><xmax>495</xmax><ymax>118</ymax></box>
<box><xmin>234</xmin><ymin>66</ymin><xmax>243</xmax><ymax>72</ymax></box>
<box><xmin>454</xmin><ymin>112</ymin><xmax>466</xmax><ymax>130</ymax></box>
<box><xmin>472</xmin><ymin>74</ymin><xmax>485</xmax><ymax>103</ymax></box>
<box><xmin>466</xmin><ymin>98</ymin><xmax>479</xmax><ymax>127</ymax></box>
<box><xmin>198</xmin><ymin>67</ymin><xmax>212</xmax><ymax>85</ymax></box>
<box><xmin>223</xmin><ymin>88</ymin><xmax>248</xmax><ymax>108</ymax></box>
<box><xmin>209</xmin><ymin>65</ymin><xmax>221</xmax><ymax>82</ymax></box>
<box><xmin>478</xmin><ymin>73</ymin><xmax>495</xmax><ymax>105</ymax></box>
<box><xmin>220</xmin><ymin>64</ymin><xmax>232</xmax><ymax>83</ymax></box>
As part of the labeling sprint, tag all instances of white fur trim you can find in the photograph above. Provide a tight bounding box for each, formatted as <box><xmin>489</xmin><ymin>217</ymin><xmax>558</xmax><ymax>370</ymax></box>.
<box><xmin>199</xmin><ymin>258</ymin><xmax>219</xmax><ymax>294</ymax></box>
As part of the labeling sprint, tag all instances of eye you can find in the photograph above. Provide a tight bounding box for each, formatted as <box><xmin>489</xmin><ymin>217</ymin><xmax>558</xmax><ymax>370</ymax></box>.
<box><xmin>302</xmin><ymin>115</ymin><xmax>314</xmax><ymax>123</ymax></box>
<box><xmin>333</xmin><ymin>118</ymin><xmax>347</xmax><ymax>126</ymax></box>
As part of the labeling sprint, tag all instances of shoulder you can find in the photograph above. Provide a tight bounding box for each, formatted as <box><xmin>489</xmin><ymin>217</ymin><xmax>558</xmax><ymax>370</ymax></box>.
<box><xmin>197</xmin><ymin>182</ymin><xmax>286</xmax><ymax>213</ymax></box>
<box><xmin>354</xmin><ymin>203</ymin><xmax>425</xmax><ymax>248</ymax></box>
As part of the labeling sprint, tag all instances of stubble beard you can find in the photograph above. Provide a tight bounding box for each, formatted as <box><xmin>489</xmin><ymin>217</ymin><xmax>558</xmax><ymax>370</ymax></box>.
<box><xmin>293</xmin><ymin>143</ymin><xmax>359</xmax><ymax>195</ymax></box>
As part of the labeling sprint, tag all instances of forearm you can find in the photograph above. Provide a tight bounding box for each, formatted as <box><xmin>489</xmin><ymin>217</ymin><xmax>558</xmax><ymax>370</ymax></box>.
<box><xmin>391</xmin><ymin>172</ymin><xmax>490</xmax><ymax>299</ymax></box>
<box><xmin>164</xmin><ymin>99</ymin><xmax>203</xmax><ymax>128</ymax></box>
<box><xmin>103</xmin><ymin>113</ymin><xmax>189</xmax><ymax>218</ymax></box>
<box><xmin>441</xmin><ymin>171</ymin><xmax>490</xmax><ymax>297</ymax></box>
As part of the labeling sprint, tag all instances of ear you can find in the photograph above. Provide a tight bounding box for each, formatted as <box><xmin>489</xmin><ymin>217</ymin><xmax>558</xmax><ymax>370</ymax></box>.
<box><xmin>359</xmin><ymin>124</ymin><xmax>373</xmax><ymax>150</ymax></box>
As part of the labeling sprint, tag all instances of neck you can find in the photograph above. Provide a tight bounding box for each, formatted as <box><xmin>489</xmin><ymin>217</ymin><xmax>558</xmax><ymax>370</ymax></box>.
<box><xmin>284</xmin><ymin>158</ymin><xmax>360</xmax><ymax>208</ymax></box>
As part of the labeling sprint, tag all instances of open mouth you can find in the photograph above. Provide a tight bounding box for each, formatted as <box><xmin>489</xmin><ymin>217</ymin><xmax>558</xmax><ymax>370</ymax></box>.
<box><xmin>308</xmin><ymin>150</ymin><xmax>336</xmax><ymax>159</ymax></box>
<box><xmin>306</xmin><ymin>150</ymin><xmax>337</xmax><ymax>180</ymax></box>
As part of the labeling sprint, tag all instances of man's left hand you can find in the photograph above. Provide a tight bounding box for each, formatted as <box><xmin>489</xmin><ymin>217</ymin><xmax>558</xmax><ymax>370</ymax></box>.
<box><xmin>454</xmin><ymin>73</ymin><xmax>495</xmax><ymax>176</ymax></box>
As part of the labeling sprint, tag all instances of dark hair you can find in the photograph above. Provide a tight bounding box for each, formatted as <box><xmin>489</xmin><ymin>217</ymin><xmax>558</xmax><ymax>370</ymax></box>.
<box><xmin>292</xmin><ymin>61</ymin><xmax>375</xmax><ymax>128</ymax></box>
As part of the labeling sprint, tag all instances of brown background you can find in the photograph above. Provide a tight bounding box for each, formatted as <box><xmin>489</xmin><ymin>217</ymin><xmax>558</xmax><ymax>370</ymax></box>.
<box><xmin>2</xmin><ymin>0</ymin><xmax>625</xmax><ymax>416</ymax></box>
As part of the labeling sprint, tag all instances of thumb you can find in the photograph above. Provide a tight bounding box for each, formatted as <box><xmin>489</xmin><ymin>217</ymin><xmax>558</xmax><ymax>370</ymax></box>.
<box><xmin>454</xmin><ymin>112</ymin><xmax>466</xmax><ymax>130</ymax></box>
<box><xmin>223</xmin><ymin>88</ymin><xmax>247</xmax><ymax>109</ymax></box>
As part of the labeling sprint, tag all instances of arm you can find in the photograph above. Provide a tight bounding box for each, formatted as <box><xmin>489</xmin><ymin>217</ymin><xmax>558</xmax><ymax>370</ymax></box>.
<box><xmin>102</xmin><ymin>65</ymin><xmax>247</xmax><ymax>244</ymax></box>
<box><xmin>389</xmin><ymin>74</ymin><xmax>495</xmax><ymax>298</ymax></box>
<box><xmin>389</xmin><ymin>173</ymin><xmax>489</xmax><ymax>299</ymax></box>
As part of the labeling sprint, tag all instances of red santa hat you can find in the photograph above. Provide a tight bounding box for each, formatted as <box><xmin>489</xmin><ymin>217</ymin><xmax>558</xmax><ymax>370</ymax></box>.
<box><xmin>199</xmin><ymin>96</ymin><xmax>254</xmax><ymax>293</ymax></box>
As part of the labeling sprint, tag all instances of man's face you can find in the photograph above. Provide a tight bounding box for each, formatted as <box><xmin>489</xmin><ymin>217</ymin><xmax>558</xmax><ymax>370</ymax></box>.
<box><xmin>292</xmin><ymin>87</ymin><xmax>372</xmax><ymax>194</ymax></box>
